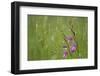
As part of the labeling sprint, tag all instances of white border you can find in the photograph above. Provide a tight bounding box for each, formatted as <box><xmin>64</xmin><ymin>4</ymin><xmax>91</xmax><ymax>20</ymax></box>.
<box><xmin>20</xmin><ymin>6</ymin><xmax>94</xmax><ymax>70</ymax></box>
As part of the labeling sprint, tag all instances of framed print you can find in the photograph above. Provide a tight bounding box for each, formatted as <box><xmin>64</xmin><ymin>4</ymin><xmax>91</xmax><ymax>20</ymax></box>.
<box><xmin>11</xmin><ymin>1</ymin><xmax>98</xmax><ymax>74</ymax></box>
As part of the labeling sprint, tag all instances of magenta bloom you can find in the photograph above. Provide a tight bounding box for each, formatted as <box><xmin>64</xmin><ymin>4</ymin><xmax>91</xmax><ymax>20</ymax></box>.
<box><xmin>66</xmin><ymin>36</ymin><xmax>73</xmax><ymax>41</ymax></box>
<box><xmin>70</xmin><ymin>45</ymin><xmax>77</xmax><ymax>53</ymax></box>
<box><xmin>73</xmin><ymin>42</ymin><xmax>77</xmax><ymax>47</ymax></box>
<box><xmin>63</xmin><ymin>50</ymin><xmax>68</xmax><ymax>58</ymax></box>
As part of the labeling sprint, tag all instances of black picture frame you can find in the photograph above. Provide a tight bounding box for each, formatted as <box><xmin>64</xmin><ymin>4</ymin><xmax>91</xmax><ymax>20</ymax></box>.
<box><xmin>11</xmin><ymin>1</ymin><xmax>98</xmax><ymax>74</ymax></box>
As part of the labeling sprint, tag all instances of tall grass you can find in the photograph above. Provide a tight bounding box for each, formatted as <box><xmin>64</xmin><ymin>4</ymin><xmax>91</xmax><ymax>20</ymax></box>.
<box><xmin>28</xmin><ymin>15</ymin><xmax>88</xmax><ymax>61</ymax></box>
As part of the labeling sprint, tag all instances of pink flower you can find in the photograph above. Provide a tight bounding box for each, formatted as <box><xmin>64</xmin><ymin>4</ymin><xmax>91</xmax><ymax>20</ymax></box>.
<box><xmin>66</xmin><ymin>35</ymin><xmax>73</xmax><ymax>41</ymax></box>
<box><xmin>70</xmin><ymin>45</ymin><xmax>77</xmax><ymax>53</ymax></box>
<box><xmin>63</xmin><ymin>50</ymin><xmax>68</xmax><ymax>58</ymax></box>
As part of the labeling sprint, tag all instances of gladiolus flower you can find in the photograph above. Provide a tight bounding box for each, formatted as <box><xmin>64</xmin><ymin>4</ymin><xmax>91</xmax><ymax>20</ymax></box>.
<box><xmin>70</xmin><ymin>45</ymin><xmax>77</xmax><ymax>53</ymax></box>
<box><xmin>63</xmin><ymin>50</ymin><xmax>68</xmax><ymax>58</ymax></box>
<box><xmin>66</xmin><ymin>35</ymin><xmax>73</xmax><ymax>41</ymax></box>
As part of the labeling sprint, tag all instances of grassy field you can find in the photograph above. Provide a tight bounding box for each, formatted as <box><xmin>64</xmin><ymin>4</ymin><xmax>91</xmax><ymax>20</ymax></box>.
<box><xmin>28</xmin><ymin>15</ymin><xmax>88</xmax><ymax>61</ymax></box>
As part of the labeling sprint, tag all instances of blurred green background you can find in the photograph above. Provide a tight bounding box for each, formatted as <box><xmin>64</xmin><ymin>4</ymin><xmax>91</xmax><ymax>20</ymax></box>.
<box><xmin>28</xmin><ymin>15</ymin><xmax>88</xmax><ymax>61</ymax></box>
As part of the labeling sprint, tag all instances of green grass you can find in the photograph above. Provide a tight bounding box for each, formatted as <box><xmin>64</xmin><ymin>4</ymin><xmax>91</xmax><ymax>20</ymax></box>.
<box><xmin>28</xmin><ymin>15</ymin><xmax>88</xmax><ymax>61</ymax></box>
